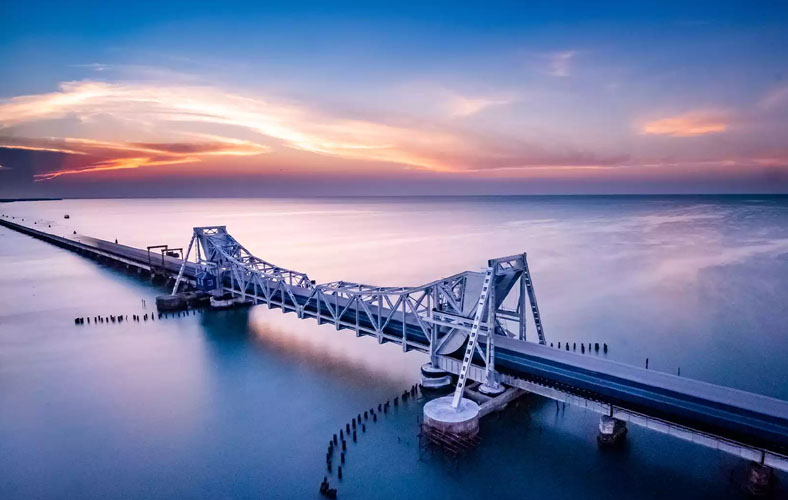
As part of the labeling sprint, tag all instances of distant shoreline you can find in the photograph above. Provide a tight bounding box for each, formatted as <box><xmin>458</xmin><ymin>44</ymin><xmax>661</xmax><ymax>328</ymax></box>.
<box><xmin>0</xmin><ymin>198</ymin><xmax>63</xmax><ymax>203</ymax></box>
<box><xmin>1</xmin><ymin>194</ymin><xmax>787</xmax><ymax>205</ymax></box>
<box><xmin>0</xmin><ymin>194</ymin><xmax>786</xmax><ymax>202</ymax></box>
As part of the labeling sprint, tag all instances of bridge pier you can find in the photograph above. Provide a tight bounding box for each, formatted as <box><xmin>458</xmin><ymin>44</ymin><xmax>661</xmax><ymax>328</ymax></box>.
<box><xmin>479</xmin><ymin>370</ymin><xmax>505</xmax><ymax>396</ymax></box>
<box><xmin>422</xmin><ymin>396</ymin><xmax>480</xmax><ymax>437</ymax></box>
<box><xmin>746</xmin><ymin>461</ymin><xmax>774</xmax><ymax>496</ymax></box>
<box><xmin>597</xmin><ymin>415</ymin><xmax>627</xmax><ymax>446</ymax></box>
<box><xmin>420</xmin><ymin>363</ymin><xmax>452</xmax><ymax>390</ymax></box>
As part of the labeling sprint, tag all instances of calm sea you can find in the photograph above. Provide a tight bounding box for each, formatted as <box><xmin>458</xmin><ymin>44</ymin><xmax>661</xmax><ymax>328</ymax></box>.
<box><xmin>1</xmin><ymin>196</ymin><xmax>786</xmax><ymax>499</ymax></box>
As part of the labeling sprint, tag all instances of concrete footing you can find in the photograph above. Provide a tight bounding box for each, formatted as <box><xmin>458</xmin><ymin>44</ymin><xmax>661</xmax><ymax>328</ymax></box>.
<box><xmin>477</xmin><ymin>387</ymin><xmax>525</xmax><ymax>417</ymax></box>
<box><xmin>478</xmin><ymin>381</ymin><xmax>506</xmax><ymax>397</ymax></box>
<box><xmin>597</xmin><ymin>415</ymin><xmax>627</xmax><ymax>446</ymax></box>
<box><xmin>420</xmin><ymin>363</ymin><xmax>452</xmax><ymax>390</ymax></box>
<box><xmin>156</xmin><ymin>291</ymin><xmax>211</xmax><ymax>311</ymax></box>
<box><xmin>745</xmin><ymin>462</ymin><xmax>774</xmax><ymax>496</ymax></box>
<box><xmin>156</xmin><ymin>294</ymin><xmax>187</xmax><ymax>311</ymax></box>
<box><xmin>422</xmin><ymin>396</ymin><xmax>480</xmax><ymax>437</ymax></box>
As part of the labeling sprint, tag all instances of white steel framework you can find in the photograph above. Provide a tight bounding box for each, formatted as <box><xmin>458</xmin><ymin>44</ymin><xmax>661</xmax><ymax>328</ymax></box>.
<box><xmin>173</xmin><ymin>226</ymin><xmax>546</xmax><ymax>381</ymax></box>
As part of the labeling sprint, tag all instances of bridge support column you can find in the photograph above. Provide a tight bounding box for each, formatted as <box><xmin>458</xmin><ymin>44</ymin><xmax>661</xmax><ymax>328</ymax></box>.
<box><xmin>420</xmin><ymin>362</ymin><xmax>452</xmax><ymax>390</ymax></box>
<box><xmin>479</xmin><ymin>370</ymin><xmax>505</xmax><ymax>396</ymax></box>
<box><xmin>746</xmin><ymin>461</ymin><xmax>774</xmax><ymax>496</ymax></box>
<box><xmin>597</xmin><ymin>415</ymin><xmax>627</xmax><ymax>447</ymax></box>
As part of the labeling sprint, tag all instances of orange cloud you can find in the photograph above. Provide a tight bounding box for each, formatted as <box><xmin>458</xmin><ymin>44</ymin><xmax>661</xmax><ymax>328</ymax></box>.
<box><xmin>0</xmin><ymin>79</ymin><xmax>629</xmax><ymax>180</ymax></box>
<box><xmin>33</xmin><ymin>156</ymin><xmax>196</xmax><ymax>181</ymax></box>
<box><xmin>0</xmin><ymin>80</ymin><xmax>464</xmax><ymax>175</ymax></box>
<box><xmin>0</xmin><ymin>135</ymin><xmax>270</xmax><ymax>180</ymax></box>
<box><xmin>0</xmin><ymin>143</ymin><xmax>88</xmax><ymax>155</ymax></box>
<box><xmin>64</xmin><ymin>137</ymin><xmax>269</xmax><ymax>157</ymax></box>
<box><xmin>640</xmin><ymin>111</ymin><xmax>729</xmax><ymax>137</ymax></box>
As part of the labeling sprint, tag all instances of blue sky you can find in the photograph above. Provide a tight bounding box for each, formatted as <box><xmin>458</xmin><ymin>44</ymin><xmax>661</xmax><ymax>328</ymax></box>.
<box><xmin>1</xmin><ymin>1</ymin><xmax>787</xmax><ymax>196</ymax></box>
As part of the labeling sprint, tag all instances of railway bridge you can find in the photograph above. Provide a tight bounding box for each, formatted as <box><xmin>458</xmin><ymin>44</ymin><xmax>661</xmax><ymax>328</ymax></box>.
<box><xmin>2</xmin><ymin>217</ymin><xmax>787</xmax><ymax>489</ymax></box>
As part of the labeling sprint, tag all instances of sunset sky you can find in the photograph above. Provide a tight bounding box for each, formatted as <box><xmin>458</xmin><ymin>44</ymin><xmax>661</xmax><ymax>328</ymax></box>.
<box><xmin>1</xmin><ymin>1</ymin><xmax>787</xmax><ymax>196</ymax></box>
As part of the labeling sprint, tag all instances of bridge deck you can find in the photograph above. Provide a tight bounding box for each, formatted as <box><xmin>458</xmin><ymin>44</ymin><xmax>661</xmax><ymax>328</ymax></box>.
<box><xmin>493</xmin><ymin>337</ymin><xmax>788</xmax><ymax>453</ymax></box>
<box><xmin>75</xmin><ymin>235</ymin><xmax>201</xmax><ymax>276</ymax></box>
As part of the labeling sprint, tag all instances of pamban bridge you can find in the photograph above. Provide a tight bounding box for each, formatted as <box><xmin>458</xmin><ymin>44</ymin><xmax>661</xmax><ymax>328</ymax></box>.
<box><xmin>2</xmin><ymin>217</ymin><xmax>787</xmax><ymax>493</ymax></box>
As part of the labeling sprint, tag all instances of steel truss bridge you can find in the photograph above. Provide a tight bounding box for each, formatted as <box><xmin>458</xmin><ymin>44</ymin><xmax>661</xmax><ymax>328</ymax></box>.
<box><xmin>173</xmin><ymin>226</ymin><xmax>788</xmax><ymax>472</ymax></box>
<box><xmin>1</xmin><ymin>217</ymin><xmax>786</xmax><ymax>473</ymax></box>
<box><xmin>175</xmin><ymin>226</ymin><xmax>544</xmax><ymax>373</ymax></box>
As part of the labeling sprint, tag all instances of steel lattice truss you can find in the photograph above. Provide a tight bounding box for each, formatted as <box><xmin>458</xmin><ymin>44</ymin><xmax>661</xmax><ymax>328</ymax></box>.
<box><xmin>180</xmin><ymin>226</ymin><xmax>546</xmax><ymax>373</ymax></box>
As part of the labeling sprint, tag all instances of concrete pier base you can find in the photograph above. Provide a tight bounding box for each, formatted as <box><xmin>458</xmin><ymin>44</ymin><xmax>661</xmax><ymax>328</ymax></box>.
<box><xmin>597</xmin><ymin>415</ymin><xmax>627</xmax><ymax>446</ymax></box>
<box><xmin>155</xmin><ymin>294</ymin><xmax>187</xmax><ymax>311</ymax></box>
<box><xmin>420</xmin><ymin>363</ymin><xmax>452</xmax><ymax>390</ymax></box>
<box><xmin>745</xmin><ymin>462</ymin><xmax>774</xmax><ymax>496</ymax></box>
<box><xmin>423</xmin><ymin>396</ymin><xmax>480</xmax><ymax>437</ymax></box>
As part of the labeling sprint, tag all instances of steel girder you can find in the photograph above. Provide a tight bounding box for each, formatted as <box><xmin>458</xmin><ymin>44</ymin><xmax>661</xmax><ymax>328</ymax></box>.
<box><xmin>189</xmin><ymin>226</ymin><xmax>546</xmax><ymax>367</ymax></box>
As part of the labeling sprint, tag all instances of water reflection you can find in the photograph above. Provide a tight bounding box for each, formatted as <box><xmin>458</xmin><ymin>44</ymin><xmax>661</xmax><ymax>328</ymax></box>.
<box><xmin>248</xmin><ymin>306</ymin><xmax>424</xmax><ymax>387</ymax></box>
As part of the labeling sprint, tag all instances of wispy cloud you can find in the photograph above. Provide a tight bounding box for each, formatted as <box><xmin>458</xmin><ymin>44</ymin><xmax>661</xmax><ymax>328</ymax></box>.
<box><xmin>69</xmin><ymin>62</ymin><xmax>201</xmax><ymax>83</ymax></box>
<box><xmin>393</xmin><ymin>82</ymin><xmax>514</xmax><ymax>118</ymax></box>
<box><xmin>0</xmin><ymin>80</ymin><xmax>455</xmax><ymax>176</ymax></box>
<box><xmin>0</xmin><ymin>79</ymin><xmax>622</xmax><ymax>180</ymax></box>
<box><xmin>70</xmin><ymin>62</ymin><xmax>110</xmax><ymax>72</ymax></box>
<box><xmin>758</xmin><ymin>85</ymin><xmax>788</xmax><ymax>110</ymax></box>
<box><xmin>546</xmin><ymin>50</ymin><xmax>577</xmax><ymax>77</ymax></box>
<box><xmin>640</xmin><ymin>110</ymin><xmax>730</xmax><ymax>137</ymax></box>
<box><xmin>446</xmin><ymin>94</ymin><xmax>511</xmax><ymax>117</ymax></box>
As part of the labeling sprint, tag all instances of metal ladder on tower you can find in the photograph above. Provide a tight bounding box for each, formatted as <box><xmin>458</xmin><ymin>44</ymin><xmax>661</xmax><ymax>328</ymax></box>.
<box><xmin>522</xmin><ymin>257</ymin><xmax>546</xmax><ymax>345</ymax></box>
<box><xmin>172</xmin><ymin>234</ymin><xmax>196</xmax><ymax>295</ymax></box>
<box><xmin>451</xmin><ymin>267</ymin><xmax>494</xmax><ymax>409</ymax></box>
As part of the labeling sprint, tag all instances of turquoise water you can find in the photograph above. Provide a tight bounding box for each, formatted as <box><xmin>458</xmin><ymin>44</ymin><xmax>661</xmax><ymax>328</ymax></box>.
<box><xmin>1</xmin><ymin>196</ymin><xmax>786</xmax><ymax>499</ymax></box>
